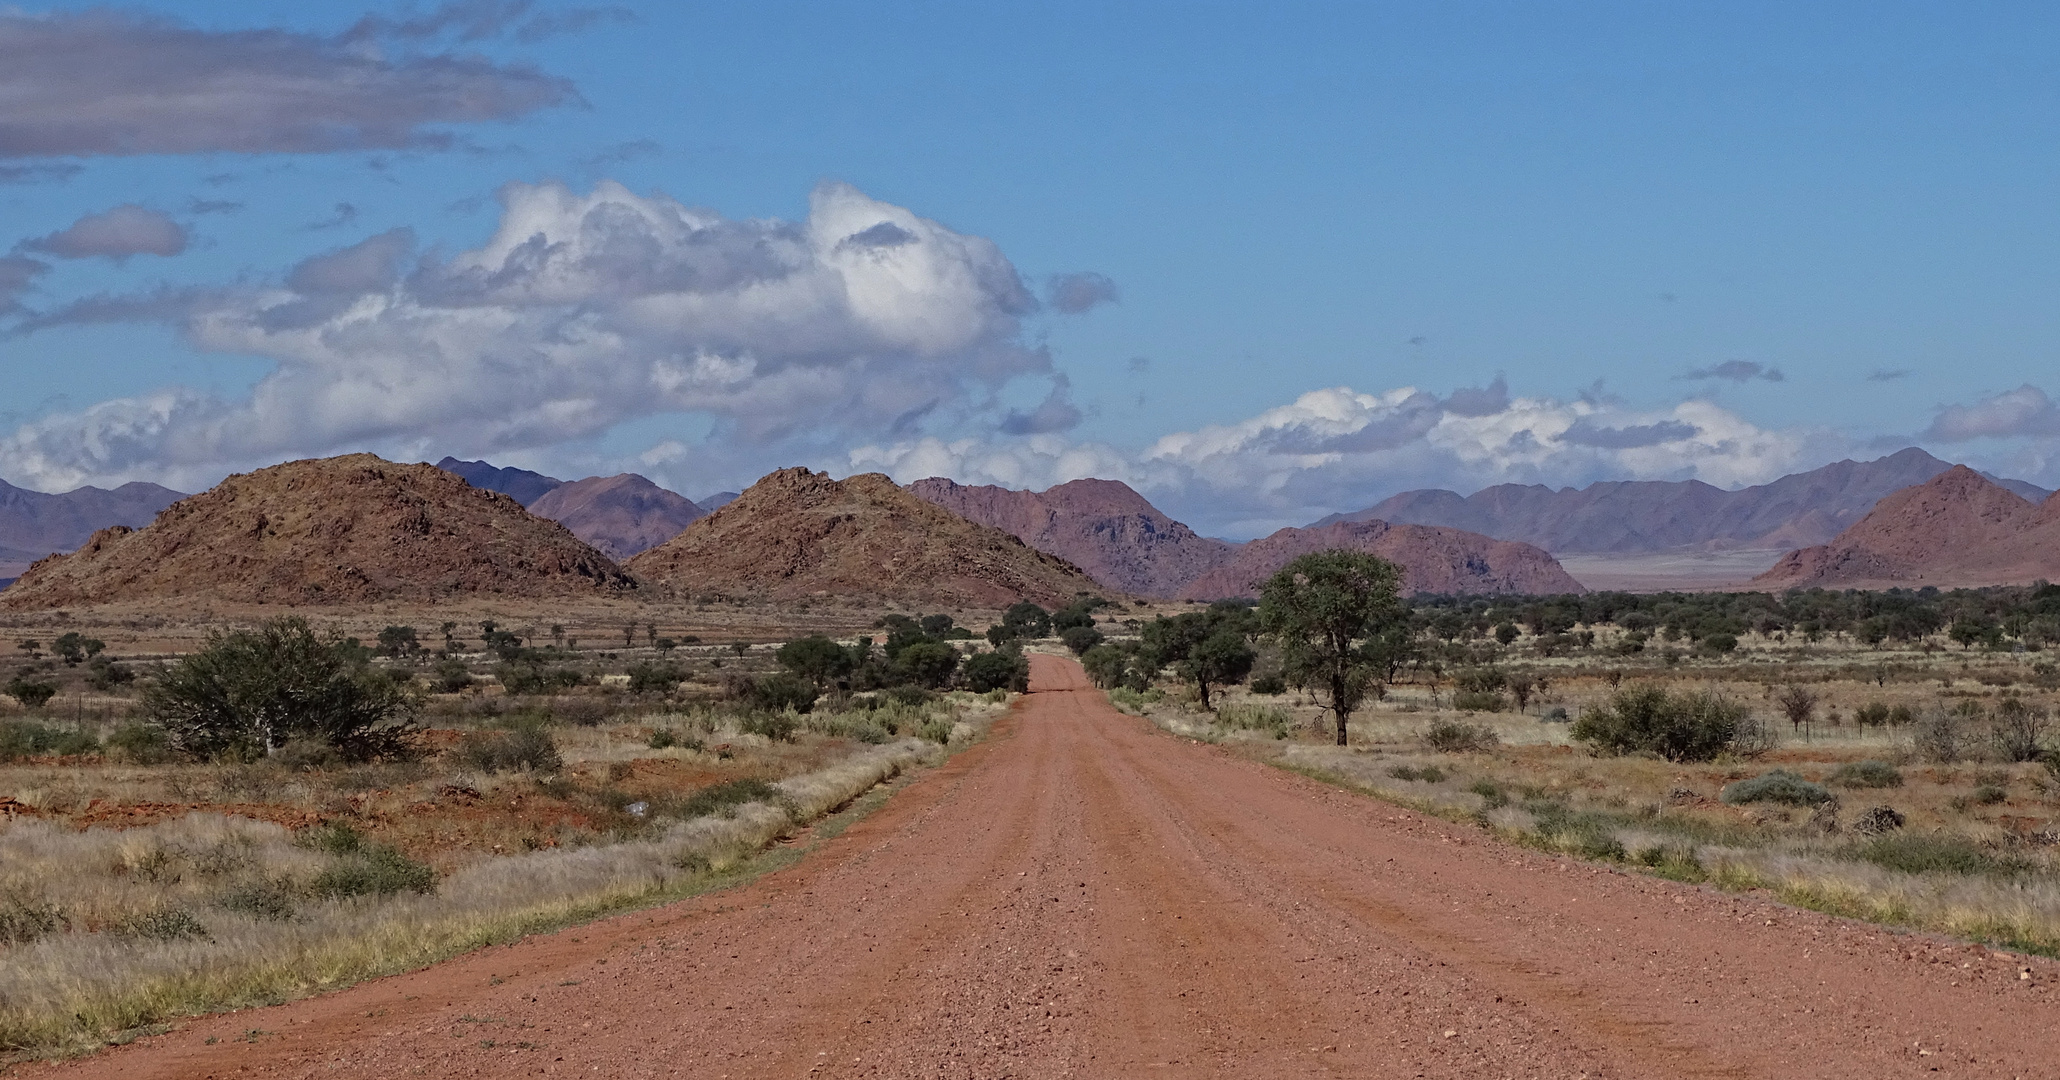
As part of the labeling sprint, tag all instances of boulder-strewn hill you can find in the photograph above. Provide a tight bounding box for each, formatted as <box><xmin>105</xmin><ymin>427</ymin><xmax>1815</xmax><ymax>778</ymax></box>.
<box><xmin>1755</xmin><ymin>466</ymin><xmax>2060</xmax><ymax>589</ymax></box>
<box><xmin>908</xmin><ymin>477</ymin><xmax>1237</xmax><ymax>598</ymax></box>
<box><xmin>628</xmin><ymin>468</ymin><xmax>1107</xmax><ymax>608</ymax></box>
<box><xmin>1177</xmin><ymin>520</ymin><xmax>1585</xmax><ymax>600</ymax></box>
<box><xmin>1321</xmin><ymin>449</ymin><xmax>2048</xmax><ymax>554</ymax></box>
<box><xmin>527</xmin><ymin>473</ymin><xmax>706</xmax><ymax>561</ymax></box>
<box><xmin>0</xmin><ymin>454</ymin><xmax>634</xmax><ymax>608</ymax></box>
<box><xmin>0</xmin><ymin>477</ymin><xmax>187</xmax><ymax>578</ymax></box>
<box><xmin>434</xmin><ymin>456</ymin><xmax>564</xmax><ymax>506</ymax></box>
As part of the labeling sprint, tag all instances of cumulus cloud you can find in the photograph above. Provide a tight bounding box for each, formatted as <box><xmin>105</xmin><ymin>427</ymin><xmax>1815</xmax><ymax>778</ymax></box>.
<box><xmin>1923</xmin><ymin>384</ymin><xmax>2060</xmax><ymax>442</ymax></box>
<box><xmin>1683</xmin><ymin>360</ymin><xmax>1784</xmax><ymax>383</ymax></box>
<box><xmin>1044</xmin><ymin>272</ymin><xmax>1119</xmax><ymax>314</ymax></box>
<box><xmin>19</xmin><ymin>204</ymin><xmax>187</xmax><ymax>261</ymax></box>
<box><xmin>0</xmin><ymin>10</ymin><xmax>574</xmax><ymax>159</ymax></box>
<box><xmin>853</xmin><ymin>384</ymin><xmax>1828</xmax><ymax>537</ymax></box>
<box><xmin>0</xmin><ymin>179</ymin><xmax>1050</xmax><ymax>491</ymax></box>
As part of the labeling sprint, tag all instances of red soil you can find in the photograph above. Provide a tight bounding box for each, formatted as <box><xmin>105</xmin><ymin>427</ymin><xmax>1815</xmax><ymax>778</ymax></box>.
<box><xmin>28</xmin><ymin>656</ymin><xmax>2060</xmax><ymax>1078</ymax></box>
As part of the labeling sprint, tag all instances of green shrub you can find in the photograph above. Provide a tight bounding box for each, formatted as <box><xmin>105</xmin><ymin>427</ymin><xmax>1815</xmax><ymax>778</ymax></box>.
<box><xmin>1059</xmin><ymin>626</ymin><xmax>1104</xmax><ymax>655</ymax></box>
<box><xmin>5</xmin><ymin>674</ymin><xmax>58</xmax><ymax>709</ymax></box>
<box><xmin>1424</xmin><ymin>718</ymin><xmax>1498</xmax><ymax>753</ymax></box>
<box><xmin>106</xmin><ymin>722</ymin><xmax>172</xmax><ymax>764</ymax></box>
<box><xmin>960</xmin><ymin>650</ymin><xmax>1030</xmax><ymax>694</ymax></box>
<box><xmin>1450</xmin><ymin>689</ymin><xmax>1505</xmax><ymax>713</ymax></box>
<box><xmin>496</xmin><ymin>660</ymin><xmax>583</xmax><ymax>696</ymax></box>
<box><xmin>916</xmin><ymin>717</ymin><xmax>955</xmax><ymax>744</ymax></box>
<box><xmin>741</xmin><ymin>712</ymin><xmax>798</xmax><ymax>742</ymax></box>
<box><xmin>678</xmin><ymin>778</ymin><xmax>782</xmax><ymax>819</ymax></box>
<box><xmin>0</xmin><ymin>718</ymin><xmax>98</xmax><ymax>761</ymax></box>
<box><xmin>455</xmin><ymin>725</ymin><xmax>561</xmax><ymax>774</ymax></box>
<box><xmin>1106</xmin><ymin>686</ymin><xmax>1163</xmax><ymax>712</ymax></box>
<box><xmin>883</xmin><ymin>685</ymin><xmax>935</xmax><ymax>707</ymax></box>
<box><xmin>626</xmin><ymin>661</ymin><xmax>687</xmax><ymax>696</ymax></box>
<box><xmin>1249</xmin><ymin>674</ymin><xmax>1287</xmax><ymax>696</ymax></box>
<box><xmin>1571</xmin><ymin>684</ymin><xmax>1752</xmax><ymax>762</ymax></box>
<box><xmin>1453</xmin><ymin>667</ymin><xmax>1505</xmax><ymax>693</ymax></box>
<box><xmin>432</xmin><ymin>657</ymin><xmax>473</xmax><ymax>693</ymax></box>
<box><xmin>85</xmin><ymin>656</ymin><xmax>133</xmax><ymax>691</ymax></box>
<box><xmin>1468</xmin><ymin>780</ymin><xmax>1509</xmax><ymax>808</ymax></box>
<box><xmin>1386</xmin><ymin>764</ymin><xmax>1446</xmax><ymax>783</ymax></box>
<box><xmin>1828</xmin><ymin>760</ymin><xmax>1903</xmax><ymax>789</ymax></box>
<box><xmin>1217</xmin><ymin>703</ymin><xmax>1292</xmax><ymax>739</ymax></box>
<box><xmin>1720</xmin><ymin>769</ymin><xmax>1833</xmax><ymax>807</ymax></box>
<box><xmin>1952</xmin><ymin>784</ymin><xmax>2008</xmax><ymax>810</ymax></box>
<box><xmin>889</xmin><ymin>641</ymin><xmax>961</xmax><ymax>689</ymax></box>
<box><xmin>742</xmin><ymin>673</ymin><xmax>818</xmax><ymax>715</ymax></box>
<box><xmin>145</xmin><ymin>617</ymin><xmax>417</xmax><ymax>761</ymax></box>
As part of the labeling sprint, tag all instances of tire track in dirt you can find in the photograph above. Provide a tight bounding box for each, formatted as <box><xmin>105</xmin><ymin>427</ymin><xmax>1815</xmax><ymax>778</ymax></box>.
<box><xmin>25</xmin><ymin>655</ymin><xmax>2060</xmax><ymax>1079</ymax></box>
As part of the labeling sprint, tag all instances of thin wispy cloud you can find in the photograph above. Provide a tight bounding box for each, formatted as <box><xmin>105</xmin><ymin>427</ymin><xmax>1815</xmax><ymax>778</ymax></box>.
<box><xmin>1682</xmin><ymin>360</ymin><xmax>1784</xmax><ymax>383</ymax></box>
<box><xmin>18</xmin><ymin>205</ymin><xmax>187</xmax><ymax>262</ymax></box>
<box><xmin>1867</xmin><ymin>369</ymin><xmax>1910</xmax><ymax>382</ymax></box>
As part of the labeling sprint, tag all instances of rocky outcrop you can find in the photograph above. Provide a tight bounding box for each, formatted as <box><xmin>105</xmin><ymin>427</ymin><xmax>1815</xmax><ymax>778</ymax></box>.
<box><xmin>628</xmin><ymin>468</ymin><xmax>1107</xmax><ymax>608</ymax></box>
<box><xmin>1756</xmin><ymin>466</ymin><xmax>2060</xmax><ymax>589</ymax></box>
<box><xmin>1</xmin><ymin>454</ymin><xmax>633</xmax><ymax>608</ymax></box>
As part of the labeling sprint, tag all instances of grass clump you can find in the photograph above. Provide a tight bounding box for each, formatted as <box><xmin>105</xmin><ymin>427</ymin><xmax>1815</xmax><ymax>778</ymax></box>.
<box><xmin>1721</xmin><ymin>769</ymin><xmax>1833</xmax><ymax>807</ymax></box>
<box><xmin>1828</xmin><ymin>760</ymin><xmax>1903</xmax><ymax>789</ymax></box>
<box><xmin>677</xmin><ymin>778</ymin><xmax>783</xmax><ymax>820</ymax></box>
<box><xmin>1851</xmin><ymin>833</ymin><xmax>2021</xmax><ymax>877</ymax></box>
<box><xmin>1217</xmin><ymin>703</ymin><xmax>1292</xmax><ymax>739</ymax></box>
<box><xmin>300</xmin><ymin>824</ymin><xmax>436</xmax><ymax>898</ymax></box>
<box><xmin>1386</xmin><ymin>764</ymin><xmax>1446</xmax><ymax>783</ymax></box>
<box><xmin>115</xmin><ymin>907</ymin><xmax>210</xmax><ymax>942</ymax></box>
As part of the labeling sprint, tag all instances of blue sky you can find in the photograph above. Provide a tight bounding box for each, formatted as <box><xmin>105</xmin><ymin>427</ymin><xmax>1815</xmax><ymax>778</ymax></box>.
<box><xmin>3</xmin><ymin>1</ymin><xmax>2058</xmax><ymax>537</ymax></box>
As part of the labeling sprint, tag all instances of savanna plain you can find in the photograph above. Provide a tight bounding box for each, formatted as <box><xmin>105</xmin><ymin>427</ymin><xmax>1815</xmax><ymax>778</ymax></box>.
<box><xmin>5</xmin><ymin>587</ymin><xmax>2060</xmax><ymax>1077</ymax></box>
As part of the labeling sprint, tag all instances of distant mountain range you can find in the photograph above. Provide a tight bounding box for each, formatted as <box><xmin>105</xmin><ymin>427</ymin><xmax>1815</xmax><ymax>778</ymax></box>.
<box><xmin>1315</xmin><ymin>448</ymin><xmax>2051</xmax><ymax>554</ymax></box>
<box><xmin>0</xmin><ymin>477</ymin><xmax>187</xmax><ymax>579</ymax></box>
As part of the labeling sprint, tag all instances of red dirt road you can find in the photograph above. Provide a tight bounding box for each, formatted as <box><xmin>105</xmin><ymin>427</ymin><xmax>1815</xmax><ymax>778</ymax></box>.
<box><xmin>30</xmin><ymin>655</ymin><xmax>2060</xmax><ymax>1078</ymax></box>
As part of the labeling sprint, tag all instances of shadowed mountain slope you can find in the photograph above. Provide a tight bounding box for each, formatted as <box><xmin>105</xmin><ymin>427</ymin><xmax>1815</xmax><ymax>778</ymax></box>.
<box><xmin>526</xmin><ymin>473</ymin><xmax>706</xmax><ymax>561</ymax></box>
<box><xmin>907</xmin><ymin>476</ymin><xmax>1237</xmax><ymax>598</ymax></box>
<box><xmin>434</xmin><ymin>457</ymin><xmax>564</xmax><ymax>506</ymax></box>
<box><xmin>628</xmin><ymin>468</ymin><xmax>1106</xmax><ymax>608</ymax></box>
<box><xmin>1</xmin><ymin>454</ymin><xmax>633</xmax><ymax>608</ymax></box>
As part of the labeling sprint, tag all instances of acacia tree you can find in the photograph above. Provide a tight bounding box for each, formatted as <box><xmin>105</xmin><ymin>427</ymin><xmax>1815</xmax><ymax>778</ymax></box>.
<box><xmin>1140</xmin><ymin>604</ymin><xmax>1256</xmax><ymax>711</ymax></box>
<box><xmin>1257</xmin><ymin>550</ymin><xmax>1404</xmax><ymax>746</ymax></box>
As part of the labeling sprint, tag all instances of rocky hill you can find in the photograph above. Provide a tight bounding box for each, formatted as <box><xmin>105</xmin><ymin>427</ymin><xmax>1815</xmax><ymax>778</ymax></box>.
<box><xmin>0</xmin><ymin>477</ymin><xmax>186</xmax><ymax>579</ymax></box>
<box><xmin>628</xmin><ymin>468</ymin><xmax>1107</xmax><ymax>608</ymax></box>
<box><xmin>908</xmin><ymin>476</ymin><xmax>1237</xmax><ymax>598</ymax></box>
<box><xmin>1755</xmin><ymin>466</ymin><xmax>2060</xmax><ymax>588</ymax></box>
<box><xmin>434</xmin><ymin>456</ymin><xmax>565</xmax><ymax>506</ymax></box>
<box><xmin>527</xmin><ymin>473</ymin><xmax>706</xmax><ymax>561</ymax></box>
<box><xmin>1321</xmin><ymin>448</ymin><xmax>2048</xmax><ymax>554</ymax></box>
<box><xmin>1177</xmin><ymin>519</ymin><xmax>1584</xmax><ymax>600</ymax></box>
<box><xmin>1</xmin><ymin>454</ymin><xmax>634</xmax><ymax>608</ymax></box>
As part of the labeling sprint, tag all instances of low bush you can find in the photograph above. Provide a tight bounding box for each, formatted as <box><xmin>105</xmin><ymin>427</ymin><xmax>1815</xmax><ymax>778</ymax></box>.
<box><xmin>1249</xmin><ymin>674</ymin><xmax>1287</xmax><ymax>696</ymax></box>
<box><xmin>1571</xmin><ymin>684</ymin><xmax>1755</xmax><ymax>762</ymax></box>
<box><xmin>1851</xmin><ymin>805</ymin><xmax>1906</xmax><ymax>835</ymax></box>
<box><xmin>0</xmin><ymin>892</ymin><xmax>67</xmax><ymax>944</ymax></box>
<box><xmin>741</xmin><ymin>712</ymin><xmax>798</xmax><ymax>743</ymax></box>
<box><xmin>1828</xmin><ymin>760</ymin><xmax>1903</xmax><ymax>789</ymax></box>
<box><xmin>1217</xmin><ymin>703</ymin><xmax>1292</xmax><ymax>739</ymax></box>
<box><xmin>1951</xmin><ymin>784</ymin><xmax>2008</xmax><ymax>810</ymax></box>
<box><xmin>454</xmin><ymin>725</ymin><xmax>561</xmax><ymax>774</ymax></box>
<box><xmin>4</xmin><ymin>674</ymin><xmax>58</xmax><ymax>709</ymax></box>
<box><xmin>1424</xmin><ymin>718</ymin><xmax>1499</xmax><ymax>753</ymax></box>
<box><xmin>1468</xmin><ymin>779</ymin><xmax>1509</xmax><ymax>808</ymax></box>
<box><xmin>215</xmin><ymin>880</ymin><xmax>298</xmax><ymax>921</ymax></box>
<box><xmin>626</xmin><ymin>661</ymin><xmax>688</xmax><ymax>696</ymax></box>
<box><xmin>496</xmin><ymin>660</ymin><xmax>583</xmax><ymax>696</ymax></box>
<box><xmin>915</xmin><ymin>717</ymin><xmax>955</xmax><ymax>744</ymax></box>
<box><xmin>1451</xmin><ymin>689</ymin><xmax>1505</xmax><ymax>713</ymax></box>
<box><xmin>1720</xmin><ymin>769</ymin><xmax>1833</xmax><ymax>807</ymax></box>
<box><xmin>1386</xmin><ymin>764</ymin><xmax>1446</xmax><ymax>783</ymax></box>
<box><xmin>737</xmin><ymin>673</ymin><xmax>817</xmax><ymax>715</ymax></box>
<box><xmin>0</xmin><ymin>718</ymin><xmax>98</xmax><ymax>761</ymax></box>
<box><xmin>104</xmin><ymin>722</ymin><xmax>172</xmax><ymax>764</ymax></box>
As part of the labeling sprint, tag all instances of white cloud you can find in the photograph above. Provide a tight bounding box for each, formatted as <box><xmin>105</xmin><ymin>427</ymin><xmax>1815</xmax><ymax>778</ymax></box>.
<box><xmin>1923</xmin><ymin>384</ymin><xmax>2060</xmax><ymax>442</ymax></box>
<box><xmin>0</xmin><ymin>179</ymin><xmax>1052</xmax><ymax>491</ymax></box>
<box><xmin>19</xmin><ymin>204</ymin><xmax>187</xmax><ymax>261</ymax></box>
<box><xmin>852</xmin><ymin>384</ymin><xmax>1828</xmax><ymax>538</ymax></box>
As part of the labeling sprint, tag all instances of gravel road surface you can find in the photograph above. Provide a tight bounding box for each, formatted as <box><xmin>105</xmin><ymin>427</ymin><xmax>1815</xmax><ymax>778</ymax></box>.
<box><xmin>30</xmin><ymin>654</ymin><xmax>2060</xmax><ymax>1078</ymax></box>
